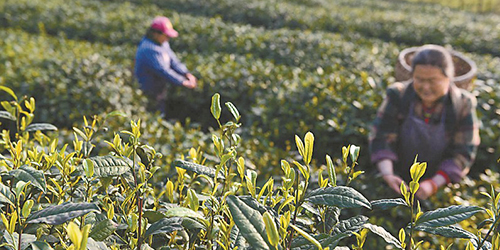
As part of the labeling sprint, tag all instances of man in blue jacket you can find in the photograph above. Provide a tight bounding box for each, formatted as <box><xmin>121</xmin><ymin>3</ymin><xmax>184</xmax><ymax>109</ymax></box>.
<box><xmin>135</xmin><ymin>16</ymin><xmax>197</xmax><ymax>115</ymax></box>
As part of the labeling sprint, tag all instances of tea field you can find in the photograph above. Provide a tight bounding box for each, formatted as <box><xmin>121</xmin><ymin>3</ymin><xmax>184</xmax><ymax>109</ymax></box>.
<box><xmin>0</xmin><ymin>0</ymin><xmax>499</xmax><ymax>249</ymax></box>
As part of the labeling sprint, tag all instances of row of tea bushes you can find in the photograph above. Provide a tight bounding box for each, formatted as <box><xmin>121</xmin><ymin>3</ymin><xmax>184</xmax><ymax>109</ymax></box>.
<box><xmin>0</xmin><ymin>0</ymin><xmax>398</xmax><ymax>75</ymax></box>
<box><xmin>0</xmin><ymin>28</ymin><xmax>292</xmax><ymax>179</ymax></box>
<box><xmin>125</xmin><ymin>0</ymin><xmax>500</xmax><ymax>56</ymax></box>
<box><xmin>1</xmin><ymin>0</ymin><xmax>499</xmax><ymax>171</ymax></box>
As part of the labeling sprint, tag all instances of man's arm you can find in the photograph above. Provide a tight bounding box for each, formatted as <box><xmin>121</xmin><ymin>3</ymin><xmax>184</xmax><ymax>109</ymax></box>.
<box><xmin>165</xmin><ymin>43</ymin><xmax>190</xmax><ymax>77</ymax></box>
<box><xmin>144</xmin><ymin>49</ymin><xmax>187</xmax><ymax>86</ymax></box>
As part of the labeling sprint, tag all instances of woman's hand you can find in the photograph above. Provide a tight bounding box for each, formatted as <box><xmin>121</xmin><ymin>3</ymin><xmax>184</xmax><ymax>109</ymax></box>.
<box><xmin>416</xmin><ymin>179</ymin><xmax>437</xmax><ymax>200</ymax></box>
<box><xmin>376</xmin><ymin>159</ymin><xmax>407</xmax><ymax>194</ymax></box>
<box><xmin>382</xmin><ymin>174</ymin><xmax>406</xmax><ymax>194</ymax></box>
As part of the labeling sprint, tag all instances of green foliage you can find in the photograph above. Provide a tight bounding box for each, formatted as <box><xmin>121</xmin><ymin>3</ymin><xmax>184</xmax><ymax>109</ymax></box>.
<box><xmin>1</xmin><ymin>0</ymin><xmax>500</xmax><ymax>248</ymax></box>
<box><xmin>0</xmin><ymin>89</ymin><xmax>498</xmax><ymax>249</ymax></box>
<box><xmin>1</xmin><ymin>0</ymin><xmax>500</xmax><ymax>173</ymax></box>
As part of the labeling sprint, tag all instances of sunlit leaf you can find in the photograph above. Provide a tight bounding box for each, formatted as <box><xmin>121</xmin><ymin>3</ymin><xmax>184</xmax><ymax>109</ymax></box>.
<box><xmin>225</xmin><ymin>102</ymin><xmax>241</xmax><ymax>122</ymax></box>
<box><xmin>211</xmin><ymin>93</ymin><xmax>221</xmax><ymax>120</ymax></box>
<box><xmin>0</xmin><ymin>86</ymin><xmax>18</xmax><ymax>101</ymax></box>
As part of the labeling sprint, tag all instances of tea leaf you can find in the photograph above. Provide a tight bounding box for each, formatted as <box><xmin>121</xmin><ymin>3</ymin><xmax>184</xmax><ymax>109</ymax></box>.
<box><xmin>227</xmin><ymin>195</ymin><xmax>273</xmax><ymax>250</ymax></box>
<box><xmin>263</xmin><ymin>212</ymin><xmax>280</xmax><ymax>248</ymax></box>
<box><xmin>7</xmin><ymin>233</ymin><xmax>37</xmax><ymax>250</ymax></box>
<box><xmin>73</xmin><ymin>127</ymin><xmax>88</xmax><ymax>141</ymax></box>
<box><xmin>326</xmin><ymin>155</ymin><xmax>336</xmax><ymax>187</ymax></box>
<box><xmin>182</xmin><ymin>217</ymin><xmax>205</xmax><ymax>231</ymax></box>
<box><xmin>409</xmin><ymin>162</ymin><xmax>426</xmax><ymax>183</ymax></box>
<box><xmin>290</xmin><ymin>224</ymin><xmax>322</xmax><ymax>250</ymax></box>
<box><xmin>9</xmin><ymin>165</ymin><xmax>47</xmax><ymax>193</ymax></box>
<box><xmin>188</xmin><ymin>189</ymin><xmax>200</xmax><ymax>211</ymax></box>
<box><xmin>295</xmin><ymin>135</ymin><xmax>305</xmax><ymax>160</ymax></box>
<box><xmin>0</xmin><ymin>182</ymin><xmax>15</xmax><ymax>206</ymax></box>
<box><xmin>211</xmin><ymin>93</ymin><xmax>221</xmax><ymax>120</ymax></box>
<box><xmin>143</xmin><ymin>210</ymin><xmax>167</xmax><ymax>224</ymax></box>
<box><xmin>304</xmin><ymin>132</ymin><xmax>314</xmax><ymax>165</ymax></box>
<box><xmin>293</xmin><ymin>161</ymin><xmax>309</xmax><ymax>180</ymax></box>
<box><xmin>363</xmin><ymin>223</ymin><xmax>403</xmax><ymax>249</ymax></box>
<box><xmin>25</xmin><ymin>123</ymin><xmax>58</xmax><ymax>132</ymax></box>
<box><xmin>415</xmin><ymin>205</ymin><xmax>483</xmax><ymax>228</ymax></box>
<box><xmin>22</xmin><ymin>200</ymin><xmax>34</xmax><ymax>218</ymax></box>
<box><xmin>225</xmin><ymin>102</ymin><xmax>241</xmax><ymax>122</ymax></box>
<box><xmin>31</xmin><ymin>241</ymin><xmax>55</xmax><ymax>250</ymax></box>
<box><xmin>471</xmin><ymin>238</ymin><xmax>493</xmax><ymax>250</ymax></box>
<box><xmin>85</xmin><ymin>238</ymin><xmax>109</xmax><ymax>250</ymax></box>
<box><xmin>414</xmin><ymin>225</ymin><xmax>476</xmax><ymax>239</ymax></box>
<box><xmin>238</xmin><ymin>195</ymin><xmax>269</xmax><ymax>214</ymax></box>
<box><xmin>399</xmin><ymin>229</ymin><xmax>406</xmax><ymax>246</ymax></box>
<box><xmin>83</xmin><ymin>158</ymin><xmax>94</xmax><ymax>179</ymax></box>
<box><xmin>89</xmin><ymin>219</ymin><xmax>118</xmax><ymax>241</ymax></box>
<box><xmin>305</xmin><ymin>186</ymin><xmax>371</xmax><ymax>209</ymax></box>
<box><xmin>476</xmin><ymin>218</ymin><xmax>494</xmax><ymax>229</ymax></box>
<box><xmin>80</xmin><ymin>155</ymin><xmax>130</xmax><ymax>178</ymax></box>
<box><xmin>229</xmin><ymin>223</ymin><xmax>247</xmax><ymax>250</ymax></box>
<box><xmin>26</xmin><ymin>202</ymin><xmax>100</xmax><ymax>225</ymax></box>
<box><xmin>409</xmin><ymin>181</ymin><xmax>420</xmax><ymax>195</ymax></box>
<box><xmin>173</xmin><ymin>159</ymin><xmax>225</xmax><ymax>180</ymax></box>
<box><xmin>0</xmin><ymin>86</ymin><xmax>18</xmax><ymax>101</ymax></box>
<box><xmin>0</xmin><ymin>111</ymin><xmax>15</xmax><ymax>121</ymax></box>
<box><xmin>371</xmin><ymin>198</ymin><xmax>408</xmax><ymax>210</ymax></box>
<box><xmin>291</xmin><ymin>232</ymin><xmax>349</xmax><ymax>250</ymax></box>
<box><xmin>165</xmin><ymin>207</ymin><xmax>203</xmax><ymax>219</ymax></box>
<box><xmin>349</xmin><ymin>145</ymin><xmax>360</xmax><ymax>163</ymax></box>
<box><xmin>331</xmin><ymin>215</ymin><xmax>369</xmax><ymax>235</ymax></box>
<box><xmin>278</xmin><ymin>196</ymin><xmax>295</xmax><ymax>213</ymax></box>
<box><xmin>144</xmin><ymin>217</ymin><xmax>183</xmax><ymax>237</ymax></box>
<box><xmin>166</xmin><ymin>180</ymin><xmax>174</xmax><ymax>203</ymax></box>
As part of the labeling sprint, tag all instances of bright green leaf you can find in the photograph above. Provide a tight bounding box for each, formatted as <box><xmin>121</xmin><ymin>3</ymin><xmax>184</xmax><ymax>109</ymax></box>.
<box><xmin>211</xmin><ymin>93</ymin><xmax>221</xmax><ymax>120</ymax></box>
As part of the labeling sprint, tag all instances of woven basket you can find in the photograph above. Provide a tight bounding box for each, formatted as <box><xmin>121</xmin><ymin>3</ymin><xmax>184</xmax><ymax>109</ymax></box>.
<box><xmin>395</xmin><ymin>47</ymin><xmax>477</xmax><ymax>90</ymax></box>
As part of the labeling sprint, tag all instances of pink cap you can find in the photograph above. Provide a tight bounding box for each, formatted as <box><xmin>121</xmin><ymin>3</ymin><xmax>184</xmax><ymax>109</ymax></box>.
<box><xmin>150</xmin><ymin>16</ymin><xmax>179</xmax><ymax>38</ymax></box>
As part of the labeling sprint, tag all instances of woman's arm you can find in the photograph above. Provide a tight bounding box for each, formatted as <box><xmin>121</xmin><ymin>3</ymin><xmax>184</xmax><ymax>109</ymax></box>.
<box><xmin>439</xmin><ymin>92</ymin><xmax>480</xmax><ymax>183</ymax></box>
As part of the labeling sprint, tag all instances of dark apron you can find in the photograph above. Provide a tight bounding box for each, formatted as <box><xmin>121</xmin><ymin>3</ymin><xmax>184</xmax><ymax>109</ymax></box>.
<box><xmin>398</xmin><ymin>102</ymin><xmax>448</xmax><ymax>181</ymax></box>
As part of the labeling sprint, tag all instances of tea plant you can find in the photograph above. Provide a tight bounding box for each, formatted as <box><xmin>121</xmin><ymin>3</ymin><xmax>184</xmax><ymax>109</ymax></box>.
<box><xmin>1</xmin><ymin>87</ymin><xmax>499</xmax><ymax>249</ymax></box>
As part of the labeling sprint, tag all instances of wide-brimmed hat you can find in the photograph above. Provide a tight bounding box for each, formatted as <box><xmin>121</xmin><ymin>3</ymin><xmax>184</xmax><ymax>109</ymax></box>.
<box><xmin>150</xmin><ymin>16</ymin><xmax>179</xmax><ymax>38</ymax></box>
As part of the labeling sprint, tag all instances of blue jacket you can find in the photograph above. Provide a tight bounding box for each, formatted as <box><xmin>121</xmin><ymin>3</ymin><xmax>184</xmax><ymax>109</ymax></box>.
<box><xmin>134</xmin><ymin>38</ymin><xmax>189</xmax><ymax>94</ymax></box>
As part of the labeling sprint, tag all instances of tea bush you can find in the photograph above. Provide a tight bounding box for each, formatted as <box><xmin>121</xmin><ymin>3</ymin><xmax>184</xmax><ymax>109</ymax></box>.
<box><xmin>2</xmin><ymin>0</ymin><xmax>500</xmax><ymax>173</ymax></box>
<box><xmin>0</xmin><ymin>90</ymin><xmax>498</xmax><ymax>249</ymax></box>
<box><xmin>1</xmin><ymin>0</ymin><xmax>500</xmax><ymax>247</ymax></box>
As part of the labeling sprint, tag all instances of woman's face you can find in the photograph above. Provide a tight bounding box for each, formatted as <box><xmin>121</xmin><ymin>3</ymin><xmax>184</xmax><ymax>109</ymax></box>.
<box><xmin>412</xmin><ymin>65</ymin><xmax>450</xmax><ymax>107</ymax></box>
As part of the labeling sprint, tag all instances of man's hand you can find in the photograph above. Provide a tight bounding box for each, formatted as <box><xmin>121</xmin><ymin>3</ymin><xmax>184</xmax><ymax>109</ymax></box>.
<box><xmin>186</xmin><ymin>73</ymin><xmax>197</xmax><ymax>84</ymax></box>
<box><xmin>382</xmin><ymin>174</ymin><xmax>406</xmax><ymax>194</ymax></box>
<box><xmin>182</xmin><ymin>79</ymin><xmax>197</xmax><ymax>89</ymax></box>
